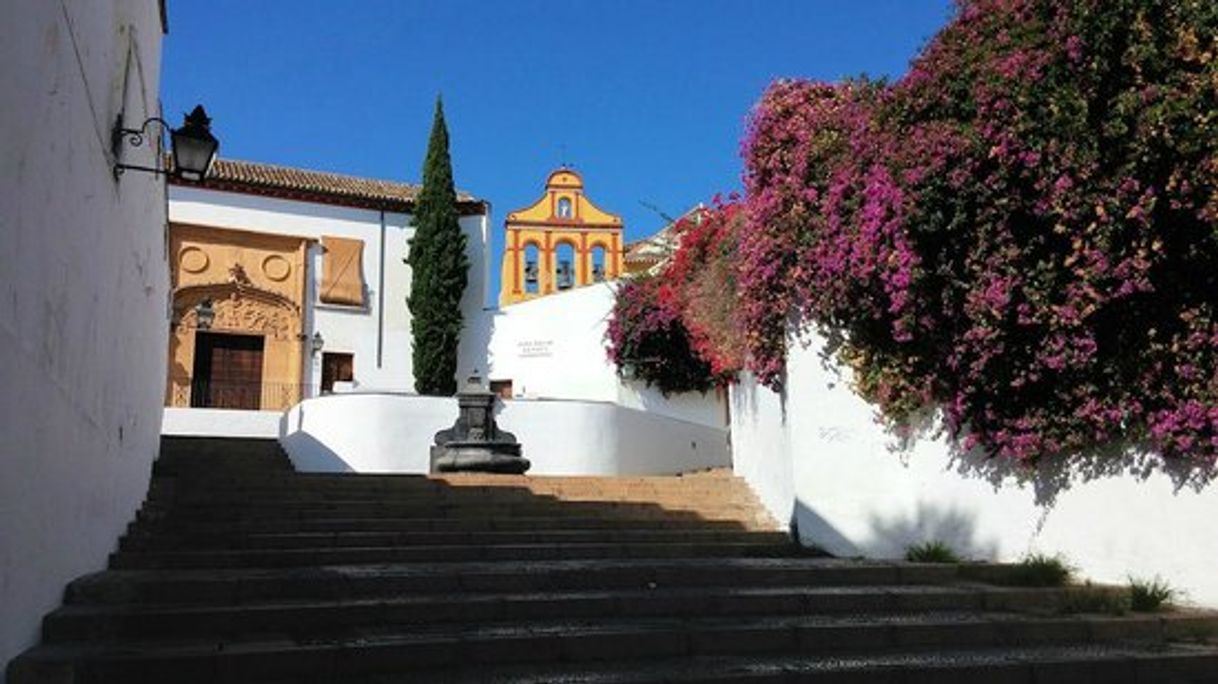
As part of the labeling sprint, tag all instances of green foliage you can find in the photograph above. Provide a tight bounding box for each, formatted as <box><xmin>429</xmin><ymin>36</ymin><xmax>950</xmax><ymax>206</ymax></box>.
<box><xmin>407</xmin><ymin>97</ymin><xmax>469</xmax><ymax>396</ymax></box>
<box><xmin>904</xmin><ymin>540</ymin><xmax>962</xmax><ymax>563</ymax></box>
<box><xmin>1129</xmin><ymin>576</ymin><xmax>1177</xmax><ymax>612</ymax></box>
<box><xmin>1006</xmin><ymin>553</ymin><xmax>1074</xmax><ymax>587</ymax></box>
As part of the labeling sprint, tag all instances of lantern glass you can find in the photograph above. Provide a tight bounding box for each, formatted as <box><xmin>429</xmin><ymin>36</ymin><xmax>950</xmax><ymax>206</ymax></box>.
<box><xmin>195</xmin><ymin>299</ymin><xmax>215</xmax><ymax>330</ymax></box>
<box><xmin>172</xmin><ymin>106</ymin><xmax>219</xmax><ymax>182</ymax></box>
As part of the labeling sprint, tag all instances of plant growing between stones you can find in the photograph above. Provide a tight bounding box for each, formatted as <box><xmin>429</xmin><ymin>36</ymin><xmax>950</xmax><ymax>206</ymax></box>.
<box><xmin>1129</xmin><ymin>575</ymin><xmax>1177</xmax><ymax>612</ymax></box>
<box><xmin>904</xmin><ymin>540</ymin><xmax>962</xmax><ymax>563</ymax></box>
<box><xmin>1006</xmin><ymin>553</ymin><xmax>1074</xmax><ymax>587</ymax></box>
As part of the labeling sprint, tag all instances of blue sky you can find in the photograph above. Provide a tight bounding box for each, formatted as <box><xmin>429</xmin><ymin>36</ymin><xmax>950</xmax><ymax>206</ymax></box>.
<box><xmin>163</xmin><ymin>0</ymin><xmax>952</xmax><ymax>291</ymax></box>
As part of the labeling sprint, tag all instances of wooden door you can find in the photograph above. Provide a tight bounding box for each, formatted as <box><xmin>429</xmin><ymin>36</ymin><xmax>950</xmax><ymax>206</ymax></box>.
<box><xmin>191</xmin><ymin>333</ymin><xmax>265</xmax><ymax>409</ymax></box>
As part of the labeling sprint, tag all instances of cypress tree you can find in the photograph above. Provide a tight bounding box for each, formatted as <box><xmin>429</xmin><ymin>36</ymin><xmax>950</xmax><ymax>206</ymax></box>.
<box><xmin>407</xmin><ymin>97</ymin><xmax>468</xmax><ymax>395</ymax></box>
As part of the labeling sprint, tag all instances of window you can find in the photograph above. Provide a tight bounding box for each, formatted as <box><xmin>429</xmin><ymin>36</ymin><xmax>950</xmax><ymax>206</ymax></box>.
<box><xmin>556</xmin><ymin>196</ymin><xmax>573</xmax><ymax>219</ymax></box>
<box><xmin>321</xmin><ymin>352</ymin><xmax>354</xmax><ymax>394</ymax></box>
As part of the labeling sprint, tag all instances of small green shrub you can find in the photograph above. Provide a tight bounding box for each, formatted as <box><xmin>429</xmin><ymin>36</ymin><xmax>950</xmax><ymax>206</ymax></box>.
<box><xmin>1006</xmin><ymin>554</ymin><xmax>1073</xmax><ymax>587</ymax></box>
<box><xmin>905</xmin><ymin>540</ymin><xmax>961</xmax><ymax>564</ymax></box>
<box><xmin>1129</xmin><ymin>576</ymin><xmax>1176</xmax><ymax>613</ymax></box>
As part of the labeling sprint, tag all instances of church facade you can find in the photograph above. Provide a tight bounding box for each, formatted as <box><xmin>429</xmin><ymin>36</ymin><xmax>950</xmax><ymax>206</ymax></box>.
<box><xmin>166</xmin><ymin>158</ymin><xmax>491</xmax><ymax>411</ymax></box>
<box><xmin>499</xmin><ymin>168</ymin><xmax>624</xmax><ymax>306</ymax></box>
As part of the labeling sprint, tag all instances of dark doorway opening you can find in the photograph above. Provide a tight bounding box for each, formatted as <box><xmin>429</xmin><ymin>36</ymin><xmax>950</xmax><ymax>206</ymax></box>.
<box><xmin>321</xmin><ymin>352</ymin><xmax>355</xmax><ymax>394</ymax></box>
<box><xmin>490</xmin><ymin>379</ymin><xmax>513</xmax><ymax>400</ymax></box>
<box><xmin>191</xmin><ymin>332</ymin><xmax>265</xmax><ymax>410</ymax></box>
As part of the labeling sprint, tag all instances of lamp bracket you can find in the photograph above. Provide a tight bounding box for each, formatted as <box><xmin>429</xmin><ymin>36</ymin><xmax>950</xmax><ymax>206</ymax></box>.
<box><xmin>112</xmin><ymin>113</ymin><xmax>171</xmax><ymax>179</ymax></box>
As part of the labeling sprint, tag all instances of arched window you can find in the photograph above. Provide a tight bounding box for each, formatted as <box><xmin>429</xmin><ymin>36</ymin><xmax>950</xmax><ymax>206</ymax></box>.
<box><xmin>555</xmin><ymin>242</ymin><xmax>576</xmax><ymax>290</ymax></box>
<box><xmin>556</xmin><ymin>196</ymin><xmax>573</xmax><ymax>219</ymax></box>
<box><xmin>523</xmin><ymin>243</ymin><xmax>540</xmax><ymax>294</ymax></box>
<box><xmin>590</xmin><ymin>245</ymin><xmax>607</xmax><ymax>282</ymax></box>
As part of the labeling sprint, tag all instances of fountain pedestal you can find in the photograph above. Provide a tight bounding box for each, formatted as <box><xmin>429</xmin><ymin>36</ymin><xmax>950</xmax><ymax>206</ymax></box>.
<box><xmin>430</xmin><ymin>372</ymin><xmax>530</xmax><ymax>474</ymax></box>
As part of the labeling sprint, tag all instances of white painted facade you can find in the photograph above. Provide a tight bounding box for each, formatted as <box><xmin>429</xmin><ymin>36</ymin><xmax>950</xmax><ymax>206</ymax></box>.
<box><xmin>278</xmin><ymin>393</ymin><xmax>730</xmax><ymax>476</ymax></box>
<box><xmin>0</xmin><ymin>0</ymin><xmax>168</xmax><ymax>673</ymax></box>
<box><xmin>162</xmin><ymin>407</ymin><xmax>282</xmax><ymax>438</ymax></box>
<box><xmin>168</xmin><ymin>185</ymin><xmax>492</xmax><ymax>394</ymax></box>
<box><xmin>731</xmin><ymin>326</ymin><xmax>1218</xmax><ymax>607</ymax></box>
<box><xmin>486</xmin><ymin>284</ymin><xmax>727</xmax><ymax>429</ymax></box>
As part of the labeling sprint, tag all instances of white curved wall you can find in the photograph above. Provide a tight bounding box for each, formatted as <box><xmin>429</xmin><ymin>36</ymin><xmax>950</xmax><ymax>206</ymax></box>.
<box><xmin>731</xmin><ymin>326</ymin><xmax>1218</xmax><ymax>607</ymax></box>
<box><xmin>279</xmin><ymin>392</ymin><xmax>729</xmax><ymax>476</ymax></box>
<box><xmin>487</xmin><ymin>285</ymin><xmax>726</xmax><ymax>429</ymax></box>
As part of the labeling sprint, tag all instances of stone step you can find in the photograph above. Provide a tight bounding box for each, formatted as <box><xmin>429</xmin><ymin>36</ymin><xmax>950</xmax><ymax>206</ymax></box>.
<box><xmin>129</xmin><ymin>514</ymin><xmax>775</xmax><ymax>535</ymax></box>
<box><xmin>137</xmin><ymin>502</ymin><xmax>771</xmax><ymax>523</ymax></box>
<box><xmin>154</xmin><ymin>438</ymin><xmax>292</xmax><ymax>476</ymax></box>
<box><xmin>109</xmin><ymin>541</ymin><xmax>798</xmax><ymax>569</ymax></box>
<box><xmin>19</xmin><ymin>436</ymin><xmax>1215</xmax><ymax>684</ymax></box>
<box><xmin>119</xmin><ymin>528</ymin><xmax>792</xmax><ymax>551</ymax></box>
<box><xmin>151</xmin><ymin>474</ymin><xmax>751</xmax><ymax>488</ymax></box>
<box><xmin>147</xmin><ymin>490</ymin><xmax>759</xmax><ymax>505</ymax></box>
<box><xmin>434</xmin><ymin>645</ymin><xmax>1218</xmax><ymax>684</ymax></box>
<box><xmin>150</xmin><ymin>474</ymin><xmax>751</xmax><ymax>492</ymax></box>
<box><xmin>12</xmin><ymin>612</ymin><xmax>1217</xmax><ymax>683</ymax></box>
<box><xmin>40</xmin><ymin>584</ymin><xmax>1103</xmax><ymax>642</ymax></box>
<box><xmin>65</xmin><ymin>559</ymin><xmax>959</xmax><ymax>606</ymax></box>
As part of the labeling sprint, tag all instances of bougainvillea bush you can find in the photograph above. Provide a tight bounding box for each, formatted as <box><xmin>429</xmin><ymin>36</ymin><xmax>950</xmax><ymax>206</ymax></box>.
<box><xmin>605</xmin><ymin>273</ymin><xmax>719</xmax><ymax>395</ymax></box>
<box><xmin>663</xmin><ymin>199</ymin><xmax>748</xmax><ymax>378</ymax></box>
<box><xmin>739</xmin><ymin>0</ymin><xmax>1218</xmax><ymax>460</ymax></box>
<box><xmin>606</xmin><ymin>201</ymin><xmax>746</xmax><ymax>394</ymax></box>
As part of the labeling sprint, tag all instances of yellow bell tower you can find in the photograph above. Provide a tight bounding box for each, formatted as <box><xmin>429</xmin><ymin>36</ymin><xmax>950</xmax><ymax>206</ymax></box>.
<box><xmin>499</xmin><ymin>168</ymin><xmax>624</xmax><ymax>306</ymax></box>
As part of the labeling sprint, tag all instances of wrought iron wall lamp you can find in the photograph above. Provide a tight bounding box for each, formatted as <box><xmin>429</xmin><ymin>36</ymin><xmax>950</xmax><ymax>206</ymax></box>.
<box><xmin>112</xmin><ymin>105</ymin><xmax>219</xmax><ymax>181</ymax></box>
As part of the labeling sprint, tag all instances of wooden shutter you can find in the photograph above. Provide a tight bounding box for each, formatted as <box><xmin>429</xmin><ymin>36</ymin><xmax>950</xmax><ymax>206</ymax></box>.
<box><xmin>321</xmin><ymin>236</ymin><xmax>365</xmax><ymax>306</ymax></box>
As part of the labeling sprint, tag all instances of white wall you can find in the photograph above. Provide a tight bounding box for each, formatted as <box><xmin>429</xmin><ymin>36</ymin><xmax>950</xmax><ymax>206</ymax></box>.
<box><xmin>162</xmin><ymin>407</ymin><xmax>281</xmax><ymax>438</ymax></box>
<box><xmin>168</xmin><ymin>187</ymin><xmax>490</xmax><ymax>393</ymax></box>
<box><xmin>0</xmin><ymin>0</ymin><xmax>167</xmax><ymax>673</ymax></box>
<box><xmin>487</xmin><ymin>284</ymin><xmax>725</xmax><ymax>429</ymax></box>
<box><xmin>731</xmin><ymin>326</ymin><xmax>1218</xmax><ymax>607</ymax></box>
<box><xmin>279</xmin><ymin>393</ymin><xmax>730</xmax><ymax>476</ymax></box>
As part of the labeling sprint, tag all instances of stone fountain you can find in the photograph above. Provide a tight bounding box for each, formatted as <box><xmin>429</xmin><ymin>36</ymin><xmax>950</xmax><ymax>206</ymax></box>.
<box><xmin>430</xmin><ymin>371</ymin><xmax>530</xmax><ymax>474</ymax></box>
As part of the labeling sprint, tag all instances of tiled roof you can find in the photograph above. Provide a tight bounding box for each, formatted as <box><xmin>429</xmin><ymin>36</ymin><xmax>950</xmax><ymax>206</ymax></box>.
<box><xmin>171</xmin><ymin>158</ymin><xmax>486</xmax><ymax>214</ymax></box>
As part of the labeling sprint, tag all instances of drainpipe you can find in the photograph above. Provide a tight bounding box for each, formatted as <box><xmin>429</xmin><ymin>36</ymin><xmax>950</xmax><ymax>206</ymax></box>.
<box><xmin>377</xmin><ymin>209</ymin><xmax>386</xmax><ymax>368</ymax></box>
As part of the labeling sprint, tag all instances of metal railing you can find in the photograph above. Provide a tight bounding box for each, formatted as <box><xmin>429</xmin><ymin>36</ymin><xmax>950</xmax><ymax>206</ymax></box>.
<box><xmin>167</xmin><ymin>378</ymin><xmax>316</xmax><ymax>411</ymax></box>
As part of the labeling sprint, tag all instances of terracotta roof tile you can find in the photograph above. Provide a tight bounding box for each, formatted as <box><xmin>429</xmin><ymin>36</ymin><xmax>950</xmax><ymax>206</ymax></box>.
<box><xmin>171</xmin><ymin>157</ymin><xmax>485</xmax><ymax>214</ymax></box>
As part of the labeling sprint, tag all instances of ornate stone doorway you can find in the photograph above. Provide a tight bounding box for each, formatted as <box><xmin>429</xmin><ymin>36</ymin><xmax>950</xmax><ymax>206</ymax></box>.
<box><xmin>165</xmin><ymin>224</ymin><xmax>310</xmax><ymax>411</ymax></box>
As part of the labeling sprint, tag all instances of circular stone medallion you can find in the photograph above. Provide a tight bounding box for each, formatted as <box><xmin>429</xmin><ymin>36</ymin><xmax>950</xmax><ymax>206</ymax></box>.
<box><xmin>179</xmin><ymin>247</ymin><xmax>209</xmax><ymax>274</ymax></box>
<box><xmin>262</xmin><ymin>254</ymin><xmax>292</xmax><ymax>282</ymax></box>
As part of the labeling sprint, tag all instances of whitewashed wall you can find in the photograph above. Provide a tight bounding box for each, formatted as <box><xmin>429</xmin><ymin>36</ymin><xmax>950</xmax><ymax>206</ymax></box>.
<box><xmin>168</xmin><ymin>187</ymin><xmax>491</xmax><ymax>393</ymax></box>
<box><xmin>279</xmin><ymin>393</ymin><xmax>729</xmax><ymax>476</ymax></box>
<box><xmin>732</xmin><ymin>326</ymin><xmax>1218</xmax><ymax>607</ymax></box>
<box><xmin>0</xmin><ymin>0</ymin><xmax>167</xmax><ymax>673</ymax></box>
<box><xmin>162</xmin><ymin>407</ymin><xmax>282</xmax><ymax>438</ymax></box>
<box><xmin>487</xmin><ymin>284</ymin><xmax>725</xmax><ymax>429</ymax></box>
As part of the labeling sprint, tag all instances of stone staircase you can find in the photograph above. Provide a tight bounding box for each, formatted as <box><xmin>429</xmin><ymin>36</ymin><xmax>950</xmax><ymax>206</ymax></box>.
<box><xmin>8</xmin><ymin>436</ymin><xmax>1218</xmax><ymax>683</ymax></box>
